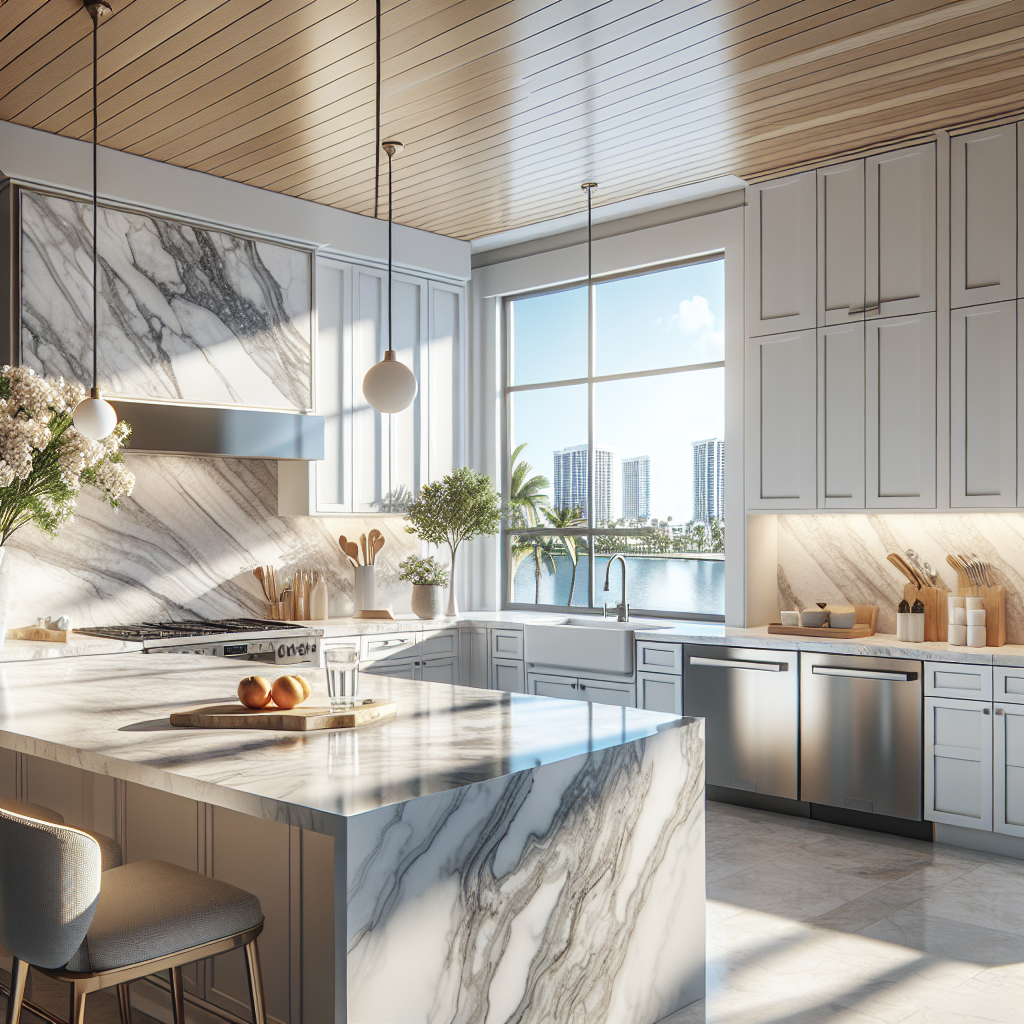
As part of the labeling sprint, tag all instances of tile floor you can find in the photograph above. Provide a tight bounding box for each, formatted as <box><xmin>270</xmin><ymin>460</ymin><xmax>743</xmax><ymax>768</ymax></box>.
<box><xmin>665</xmin><ymin>801</ymin><xmax>1024</xmax><ymax>1023</ymax></box>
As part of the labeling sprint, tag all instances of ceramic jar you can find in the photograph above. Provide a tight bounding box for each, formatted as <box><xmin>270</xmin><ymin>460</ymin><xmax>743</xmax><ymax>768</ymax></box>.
<box><xmin>411</xmin><ymin>584</ymin><xmax>445</xmax><ymax>620</ymax></box>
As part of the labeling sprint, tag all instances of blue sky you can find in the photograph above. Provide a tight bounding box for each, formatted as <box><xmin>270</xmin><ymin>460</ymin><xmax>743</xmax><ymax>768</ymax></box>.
<box><xmin>510</xmin><ymin>259</ymin><xmax>725</xmax><ymax>523</ymax></box>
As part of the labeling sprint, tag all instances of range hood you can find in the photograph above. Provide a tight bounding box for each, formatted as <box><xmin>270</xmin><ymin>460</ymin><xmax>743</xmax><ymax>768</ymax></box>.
<box><xmin>109</xmin><ymin>400</ymin><xmax>325</xmax><ymax>460</ymax></box>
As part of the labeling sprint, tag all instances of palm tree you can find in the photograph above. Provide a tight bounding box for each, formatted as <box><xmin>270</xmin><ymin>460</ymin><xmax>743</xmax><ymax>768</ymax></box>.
<box><xmin>543</xmin><ymin>505</ymin><xmax>585</xmax><ymax>605</ymax></box>
<box><xmin>505</xmin><ymin>443</ymin><xmax>551</xmax><ymax>598</ymax></box>
<box><xmin>532</xmin><ymin>536</ymin><xmax>558</xmax><ymax>603</ymax></box>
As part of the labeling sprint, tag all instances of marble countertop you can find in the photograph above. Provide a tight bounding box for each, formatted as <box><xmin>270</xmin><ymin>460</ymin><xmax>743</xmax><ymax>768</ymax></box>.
<box><xmin>0</xmin><ymin>634</ymin><xmax>142</xmax><ymax>662</ymax></box>
<box><xmin>0</xmin><ymin>652</ymin><xmax>689</xmax><ymax>829</ymax></box>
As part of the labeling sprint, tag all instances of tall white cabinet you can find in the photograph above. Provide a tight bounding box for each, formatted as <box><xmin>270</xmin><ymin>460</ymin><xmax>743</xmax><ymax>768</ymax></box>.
<box><xmin>279</xmin><ymin>256</ymin><xmax>466</xmax><ymax>516</ymax></box>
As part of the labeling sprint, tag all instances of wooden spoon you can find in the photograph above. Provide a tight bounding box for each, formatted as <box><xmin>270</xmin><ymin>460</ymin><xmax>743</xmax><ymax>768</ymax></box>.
<box><xmin>887</xmin><ymin>553</ymin><xmax>923</xmax><ymax>588</ymax></box>
<box><xmin>253</xmin><ymin>566</ymin><xmax>270</xmax><ymax>600</ymax></box>
<box><xmin>360</xmin><ymin>533</ymin><xmax>369</xmax><ymax>566</ymax></box>
<box><xmin>338</xmin><ymin>535</ymin><xmax>360</xmax><ymax>569</ymax></box>
<box><xmin>370</xmin><ymin>531</ymin><xmax>385</xmax><ymax>564</ymax></box>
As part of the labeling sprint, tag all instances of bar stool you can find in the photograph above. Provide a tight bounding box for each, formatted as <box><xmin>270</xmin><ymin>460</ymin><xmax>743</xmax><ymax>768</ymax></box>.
<box><xmin>0</xmin><ymin>808</ymin><xmax>266</xmax><ymax>1024</ymax></box>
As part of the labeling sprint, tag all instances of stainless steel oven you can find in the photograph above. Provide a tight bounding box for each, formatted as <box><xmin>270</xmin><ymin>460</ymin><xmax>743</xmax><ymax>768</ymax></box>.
<box><xmin>800</xmin><ymin>653</ymin><xmax>923</xmax><ymax>820</ymax></box>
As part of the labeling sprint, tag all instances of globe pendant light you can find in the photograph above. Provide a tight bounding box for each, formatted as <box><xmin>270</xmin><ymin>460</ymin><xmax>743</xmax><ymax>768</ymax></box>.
<box><xmin>362</xmin><ymin>140</ymin><xmax>418</xmax><ymax>414</ymax></box>
<box><xmin>72</xmin><ymin>0</ymin><xmax>118</xmax><ymax>441</ymax></box>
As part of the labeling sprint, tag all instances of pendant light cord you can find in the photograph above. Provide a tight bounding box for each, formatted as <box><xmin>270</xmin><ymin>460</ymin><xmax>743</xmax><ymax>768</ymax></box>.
<box><xmin>374</xmin><ymin>0</ymin><xmax>381</xmax><ymax>219</ymax></box>
<box><xmin>91</xmin><ymin>6</ymin><xmax>99</xmax><ymax>391</ymax></box>
<box><xmin>387</xmin><ymin>144</ymin><xmax>393</xmax><ymax>353</ymax></box>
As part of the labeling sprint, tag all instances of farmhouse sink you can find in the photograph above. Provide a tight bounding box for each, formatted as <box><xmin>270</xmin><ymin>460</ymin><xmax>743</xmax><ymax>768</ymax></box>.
<box><xmin>525</xmin><ymin>617</ymin><xmax>672</xmax><ymax>676</ymax></box>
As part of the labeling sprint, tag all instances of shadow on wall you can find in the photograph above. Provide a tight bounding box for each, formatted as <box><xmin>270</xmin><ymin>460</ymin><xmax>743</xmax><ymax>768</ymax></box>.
<box><xmin>777</xmin><ymin>513</ymin><xmax>1024</xmax><ymax>642</ymax></box>
<box><xmin>7</xmin><ymin>456</ymin><xmax>420</xmax><ymax>628</ymax></box>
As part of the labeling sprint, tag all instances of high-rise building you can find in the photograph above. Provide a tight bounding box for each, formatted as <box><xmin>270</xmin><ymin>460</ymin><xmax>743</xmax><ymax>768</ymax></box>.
<box><xmin>691</xmin><ymin>438</ymin><xmax>725</xmax><ymax>523</ymax></box>
<box><xmin>621</xmin><ymin>455</ymin><xmax>650</xmax><ymax>521</ymax></box>
<box><xmin>553</xmin><ymin>445</ymin><xmax>615</xmax><ymax>523</ymax></box>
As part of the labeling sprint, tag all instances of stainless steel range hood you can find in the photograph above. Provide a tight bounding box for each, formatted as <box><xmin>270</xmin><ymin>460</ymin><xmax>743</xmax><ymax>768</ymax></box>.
<box><xmin>110</xmin><ymin>400</ymin><xmax>325</xmax><ymax>460</ymax></box>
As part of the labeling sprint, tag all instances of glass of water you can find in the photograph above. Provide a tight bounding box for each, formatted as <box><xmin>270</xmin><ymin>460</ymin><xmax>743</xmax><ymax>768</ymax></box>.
<box><xmin>325</xmin><ymin>647</ymin><xmax>359</xmax><ymax>708</ymax></box>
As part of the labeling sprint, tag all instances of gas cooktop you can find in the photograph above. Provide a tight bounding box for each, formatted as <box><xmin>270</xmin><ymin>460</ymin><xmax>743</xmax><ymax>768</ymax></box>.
<box><xmin>75</xmin><ymin>618</ymin><xmax>307</xmax><ymax>642</ymax></box>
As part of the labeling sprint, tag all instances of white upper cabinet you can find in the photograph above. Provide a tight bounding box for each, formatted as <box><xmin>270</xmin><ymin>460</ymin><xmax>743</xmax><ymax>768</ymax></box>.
<box><xmin>1019</xmin><ymin>121</ymin><xmax>1024</xmax><ymax>300</ymax></box>
<box><xmin>746</xmin><ymin>172</ymin><xmax>816</xmax><ymax>336</ymax></box>
<box><xmin>866</xmin><ymin>313</ymin><xmax>936</xmax><ymax>508</ymax></box>
<box><xmin>746</xmin><ymin>330</ymin><xmax>816</xmax><ymax>509</ymax></box>
<box><xmin>951</xmin><ymin>124</ymin><xmax>1017</xmax><ymax>309</ymax></box>
<box><xmin>817</xmin><ymin>161</ymin><xmax>865</xmax><ymax>326</ymax></box>
<box><xmin>279</xmin><ymin>257</ymin><xmax>465</xmax><ymax>516</ymax></box>
<box><xmin>866</xmin><ymin>144</ymin><xmax>936</xmax><ymax>318</ymax></box>
<box><xmin>817</xmin><ymin>322</ymin><xmax>865</xmax><ymax>508</ymax></box>
<box><xmin>951</xmin><ymin>301</ymin><xmax>1017</xmax><ymax>508</ymax></box>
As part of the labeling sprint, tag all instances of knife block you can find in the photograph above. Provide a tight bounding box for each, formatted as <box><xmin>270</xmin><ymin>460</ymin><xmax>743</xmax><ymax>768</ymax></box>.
<box><xmin>902</xmin><ymin>584</ymin><xmax>947</xmax><ymax>643</ymax></box>
<box><xmin>957</xmin><ymin>585</ymin><xmax>1006</xmax><ymax>647</ymax></box>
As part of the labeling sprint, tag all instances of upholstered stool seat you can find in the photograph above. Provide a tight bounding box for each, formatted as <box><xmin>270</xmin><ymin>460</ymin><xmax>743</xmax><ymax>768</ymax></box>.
<box><xmin>66</xmin><ymin>860</ymin><xmax>263</xmax><ymax>972</ymax></box>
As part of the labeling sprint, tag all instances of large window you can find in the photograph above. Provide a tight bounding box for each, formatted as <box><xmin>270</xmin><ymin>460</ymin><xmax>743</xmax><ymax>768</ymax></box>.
<box><xmin>504</xmin><ymin>258</ymin><xmax>725</xmax><ymax>618</ymax></box>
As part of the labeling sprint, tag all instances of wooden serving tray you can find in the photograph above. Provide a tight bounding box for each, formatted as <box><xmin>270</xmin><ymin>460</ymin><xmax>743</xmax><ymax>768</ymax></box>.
<box><xmin>767</xmin><ymin>624</ymin><xmax>874</xmax><ymax>639</ymax></box>
<box><xmin>170</xmin><ymin>700</ymin><xmax>397</xmax><ymax>731</ymax></box>
<box><xmin>7</xmin><ymin>626</ymin><xmax>71</xmax><ymax>642</ymax></box>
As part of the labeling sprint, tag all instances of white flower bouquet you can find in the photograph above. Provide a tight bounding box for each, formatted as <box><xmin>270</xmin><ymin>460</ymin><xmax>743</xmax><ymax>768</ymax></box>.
<box><xmin>0</xmin><ymin>365</ymin><xmax>134</xmax><ymax>545</ymax></box>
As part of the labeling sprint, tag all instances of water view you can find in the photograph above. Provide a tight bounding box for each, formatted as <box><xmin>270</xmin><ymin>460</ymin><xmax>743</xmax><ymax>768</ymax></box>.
<box><xmin>513</xmin><ymin>553</ymin><xmax>725</xmax><ymax>616</ymax></box>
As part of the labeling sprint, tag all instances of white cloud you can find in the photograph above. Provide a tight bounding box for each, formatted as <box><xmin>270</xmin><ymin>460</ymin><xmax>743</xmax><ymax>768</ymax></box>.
<box><xmin>668</xmin><ymin>295</ymin><xmax>723</xmax><ymax>358</ymax></box>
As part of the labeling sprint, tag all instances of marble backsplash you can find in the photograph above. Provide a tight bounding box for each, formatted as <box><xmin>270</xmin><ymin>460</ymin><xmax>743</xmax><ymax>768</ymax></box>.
<box><xmin>778</xmin><ymin>513</ymin><xmax>1024</xmax><ymax>642</ymax></box>
<box><xmin>5</xmin><ymin>455</ymin><xmax>419</xmax><ymax>628</ymax></box>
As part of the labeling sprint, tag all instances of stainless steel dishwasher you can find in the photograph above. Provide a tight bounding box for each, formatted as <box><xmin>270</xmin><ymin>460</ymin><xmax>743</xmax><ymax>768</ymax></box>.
<box><xmin>800</xmin><ymin>652</ymin><xmax>923</xmax><ymax>820</ymax></box>
<box><xmin>683</xmin><ymin>645</ymin><xmax>799</xmax><ymax>799</ymax></box>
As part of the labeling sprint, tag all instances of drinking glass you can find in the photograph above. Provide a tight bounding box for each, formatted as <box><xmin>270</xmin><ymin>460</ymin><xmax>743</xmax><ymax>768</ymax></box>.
<box><xmin>325</xmin><ymin>647</ymin><xmax>359</xmax><ymax>708</ymax></box>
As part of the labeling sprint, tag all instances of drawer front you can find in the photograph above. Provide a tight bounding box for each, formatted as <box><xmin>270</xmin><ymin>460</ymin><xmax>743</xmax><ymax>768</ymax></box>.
<box><xmin>638</xmin><ymin>671</ymin><xmax>681</xmax><ymax>715</ymax></box>
<box><xmin>637</xmin><ymin>641</ymin><xmax>683</xmax><ymax>676</ymax></box>
<box><xmin>578</xmin><ymin>677</ymin><xmax>636</xmax><ymax>708</ymax></box>
<box><xmin>491</xmin><ymin>629</ymin><xmax>524</xmax><ymax>660</ymax></box>
<box><xmin>528</xmin><ymin>672</ymin><xmax>581</xmax><ymax>702</ymax></box>
<box><xmin>361</xmin><ymin>633</ymin><xmax>418</xmax><ymax>662</ymax></box>
<box><xmin>418</xmin><ymin>629</ymin><xmax>458</xmax><ymax>658</ymax></box>
<box><xmin>419</xmin><ymin>656</ymin><xmax>459</xmax><ymax>684</ymax></box>
<box><xmin>493</xmin><ymin>658</ymin><xmax>526</xmax><ymax>694</ymax></box>
<box><xmin>995</xmin><ymin>667</ymin><xmax>1024</xmax><ymax>705</ymax></box>
<box><xmin>362</xmin><ymin>657</ymin><xmax>417</xmax><ymax>680</ymax></box>
<box><xmin>925</xmin><ymin>662</ymin><xmax>993</xmax><ymax>701</ymax></box>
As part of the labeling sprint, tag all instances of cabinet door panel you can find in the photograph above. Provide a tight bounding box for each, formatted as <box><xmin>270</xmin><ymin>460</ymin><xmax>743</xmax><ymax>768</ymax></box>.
<box><xmin>578</xmin><ymin>679</ymin><xmax>635</xmax><ymax>708</ymax></box>
<box><xmin>528</xmin><ymin>672</ymin><xmax>580</xmax><ymax>701</ymax></box>
<box><xmin>313</xmin><ymin>259</ymin><xmax>349</xmax><ymax>511</ymax></box>
<box><xmin>866</xmin><ymin>144</ymin><xmax>936</xmax><ymax>317</ymax></box>
<box><xmin>924</xmin><ymin>696</ymin><xmax>993</xmax><ymax>830</ymax></box>
<box><xmin>352</xmin><ymin>266</ymin><xmax>385</xmax><ymax>513</ymax></box>
<box><xmin>951</xmin><ymin>125</ymin><xmax>1017</xmax><ymax>308</ymax></box>
<box><xmin>427</xmin><ymin>282</ymin><xmax>462</xmax><ymax>484</ymax></box>
<box><xmin>419</xmin><ymin>656</ymin><xmax>458</xmax><ymax>684</ymax></box>
<box><xmin>951</xmin><ymin>301</ymin><xmax>1017</xmax><ymax>507</ymax></box>
<box><xmin>639</xmin><ymin>672</ymin><xmax>681</xmax><ymax>715</ymax></box>
<box><xmin>818</xmin><ymin>322</ymin><xmax>865</xmax><ymax>507</ymax></box>
<box><xmin>746</xmin><ymin>173</ymin><xmax>816</xmax><ymax>335</ymax></box>
<box><xmin>493</xmin><ymin>658</ymin><xmax>526</xmax><ymax>693</ymax></box>
<box><xmin>995</xmin><ymin>704</ymin><xmax>1024</xmax><ymax>837</ymax></box>
<box><xmin>817</xmin><ymin>160</ymin><xmax>865</xmax><ymax>325</ymax></box>
<box><xmin>387</xmin><ymin>275</ymin><xmax>428</xmax><ymax>505</ymax></box>
<box><xmin>996</xmin><ymin>665</ymin><xmax>1024</xmax><ymax>705</ymax></box>
<box><xmin>746</xmin><ymin>330</ymin><xmax>816</xmax><ymax>508</ymax></box>
<box><xmin>866</xmin><ymin>313</ymin><xmax>936</xmax><ymax>507</ymax></box>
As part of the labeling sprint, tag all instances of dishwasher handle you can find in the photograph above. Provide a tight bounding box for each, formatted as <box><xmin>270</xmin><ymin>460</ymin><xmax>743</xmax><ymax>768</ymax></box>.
<box><xmin>688</xmin><ymin>656</ymin><xmax>785</xmax><ymax>672</ymax></box>
<box><xmin>810</xmin><ymin>665</ymin><xmax>917</xmax><ymax>682</ymax></box>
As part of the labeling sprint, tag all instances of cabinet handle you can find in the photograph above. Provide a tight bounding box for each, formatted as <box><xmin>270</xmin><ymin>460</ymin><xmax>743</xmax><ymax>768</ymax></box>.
<box><xmin>996</xmin><ymin>708</ymin><xmax>1005</xmax><ymax>715</ymax></box>
<box><xmin>579</xmin><ymin>684</ymin><xmax>586</xmax><ymax>690</ymax></box>
<box><xmin>984</xmin><ymin>707</ymin><xmax>990</xmax><ymax>715</ymax></box>
<box><xmin>690</xmin><ymin>656</ymin><xmax>784</xmax><ymax>672</ymax></box>
<box><xmin>811</xmin><ymin>666</ymin><xmax>916</xmax><ymax>682</ymax></box>
<box><xmin>848</xmin><ymin>304</ymin><xmax>880</xmax><ymax>314</ymax></box>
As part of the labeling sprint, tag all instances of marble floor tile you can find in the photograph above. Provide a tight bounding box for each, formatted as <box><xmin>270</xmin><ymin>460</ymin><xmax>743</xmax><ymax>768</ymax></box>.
<box><xmin>660</xmin><ymin>801</ymin><xmax>1024</xmax><ymax>1024</ymax></box>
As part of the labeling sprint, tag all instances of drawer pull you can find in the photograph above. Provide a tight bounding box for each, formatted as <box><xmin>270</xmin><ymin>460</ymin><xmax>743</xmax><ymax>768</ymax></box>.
<box><xmin>689</xmin><ymin>656</ymin><xmax>784</xmax><ymax>672</ymax></box>
<box><xmin>984</xmin><ymin>707</ymin><xmax>991</xmax><ymax>715</ymax></box>
<box><xmin>996</xmin><ymin>708</ymin><xmax>1005</xmax><ymax>715</ymax></box>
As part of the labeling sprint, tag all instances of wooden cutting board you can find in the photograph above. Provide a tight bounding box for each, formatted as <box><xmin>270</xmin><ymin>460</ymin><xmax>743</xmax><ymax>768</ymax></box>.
<box><xmin>766</xmin><ymin>624</ymin><xmax>874</xmax><ymax>639</ymax></box>
<box><xmin>170</xmin><ymin>701</ymin><xmax>397</xmax><ymax>731</ymax></box>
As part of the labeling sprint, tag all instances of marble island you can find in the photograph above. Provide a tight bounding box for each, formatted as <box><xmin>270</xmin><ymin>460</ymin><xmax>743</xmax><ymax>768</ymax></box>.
<box><xmin>0</xmin><ymin>653</ymin><xmax>705</xmax><ymax>1024</ymax></box>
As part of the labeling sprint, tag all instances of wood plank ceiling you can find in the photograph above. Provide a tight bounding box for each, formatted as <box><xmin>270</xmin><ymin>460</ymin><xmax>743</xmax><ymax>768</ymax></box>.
<box><xmin>1</xmin><ymin>0</ymin><xmax>1022</xmax><ymax>240</ymax></box>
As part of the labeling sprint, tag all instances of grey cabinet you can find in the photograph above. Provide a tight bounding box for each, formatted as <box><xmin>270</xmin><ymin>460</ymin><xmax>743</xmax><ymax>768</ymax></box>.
<box><xmin>817</xmin><ymin>160</ymin><xmax>865</xmax><ymax>326</ymax></box>
<box><xmin>951</xmin><ymin>301</ymin><xmax>1017</xmax><ymax>507</ymax></box>
<box><xmin>924</xmin><ymin>696</ymin><xmax>993</xmax><ymax>831</ymax></box>
<box><xmin>746</xmin><ymin>172</ymin><xmax>816</xmax><ymax>336</ymax></box>
<box><xmin>578</xmin><ymin>678</ymin><xmax>635</xmax><ymax>707</ymax></box>
<box><xmin>459</xmin><ymin>626</ymin><xmax>489</xmax><ymax>688</ymax></box>
<box><xmin>995</xmin><ymin>702</ymin><xmax>1024</xmax><ymax>838</ymax></box>
<box><xmin>493</xmin><ymin>658</ymin><xmax>526</xmax><ymax>693</ymax></box>
<box><xmin>746</xmin><ymin>330</ymin><xmax>817</xmax><ymax>509</ymax></box>
<box><xmin>995</xmin><ymin>665</ymin><xmax>1024</xmax><ymax>704</ymax></box>
<box><xmin>866</xmin><ymin>313</ymin><xmax>936</xmax><ymax>508</ymax></box>
<box><xmin>925</xmin><ymin>662</ymin><xmax>993</xmax><ymax>701</ymax></box>
<box><xmin>638</xmin><ymin>671</ymin><xmax>681</xmax><ymax>715</ymax></box>
<box><xmin>637</xmin><ymin>640</ymin><xmax>683</xmax><ymax>676</ymax></box>
<box><xmin>419</xmin><ymin>655</ymin><xmax>459</xmax><ymax>684</ymax></box>
<box><xmin>866</xmin><ymin>143</ymin><xmax>936</xmax><ymax>318</ymax></box>
<box><xmin>951</xmin><ymin>123</ymin><xmax>1018</xmax><ymax>309</ymax></box>
<box><xmin>491</xmin><ymin>628</ymin><xmax>524</xmax><ymax>660</ymax></box>
<box><xmin>817</xmin><ymin>322</ymin><xmax>865</xmax><ymax>508</ymax></box>
<box><xmin>528</xmin><ymin>672</ymin><xmax>581</xmax><ymax>701</ymax></box>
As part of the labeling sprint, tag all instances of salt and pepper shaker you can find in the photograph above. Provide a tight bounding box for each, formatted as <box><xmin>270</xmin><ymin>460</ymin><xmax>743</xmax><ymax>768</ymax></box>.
<box><xmin>896</xmin><ymin>598</ymin><xmax>912</xmax><ymax>642</ymax></box>
<box><xmin>910</xmin><ymin>596</ymin><xmax>925</xmax><ymax>643</ymax></box>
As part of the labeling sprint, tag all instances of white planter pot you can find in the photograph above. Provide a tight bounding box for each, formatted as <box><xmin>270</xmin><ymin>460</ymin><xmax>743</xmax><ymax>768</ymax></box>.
<box><xmin>410</xmin><ymin>585</ymin><xmax>445</xmax><ymax>620</ymax></box>
<box><xmin>354</xmin><ymin>565</ymin><xmax>377</xmax><ymax>612</ymax></box>
<box><xmin>445</xmin><ymin>549</ymin><xmax>458</xmax><ymax>617</ymax></box>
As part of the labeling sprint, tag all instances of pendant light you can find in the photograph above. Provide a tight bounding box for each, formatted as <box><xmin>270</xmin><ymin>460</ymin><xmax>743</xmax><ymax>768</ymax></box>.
<box><xmin>362</xmin><ymin>140</ymin><xmax>418</xmax><ymax>414</ymax></box>
<box><xmin>72</xmin><ymin>0</ymin><xmax>118</xmax><ymax>441</ymax></box>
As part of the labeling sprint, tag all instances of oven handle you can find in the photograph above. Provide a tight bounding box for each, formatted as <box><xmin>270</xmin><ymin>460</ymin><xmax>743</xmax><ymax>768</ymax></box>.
<box><xmin>689</xmin><ymin>656</ymin><xmax>785</xmax><ymax>672</ymax></box>
<box><xmin>810</xmin><ymin>665</ymin><xmax>917</xmax><ymax>682</ymax></box>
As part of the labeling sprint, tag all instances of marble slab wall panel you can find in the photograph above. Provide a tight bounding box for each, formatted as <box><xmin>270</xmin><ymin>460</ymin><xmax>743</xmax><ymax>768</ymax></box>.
<box><xmin>5</xmin><ymin>455</ymin><xmax>418</xmax><ymax>627</ymax></box>
<box><xmin>346</xmin><ymin>720</ymin><xmax>706</xmax><ymax>1024</ymax></box>
<box><xmin>778</xmin><ymin>513</ymin><xmax>1024</xmax><ymax>641</ymax></box>
<box><xmin>20</xmin><ymin>189</ymin><xmax>312</xmax><ymax>411</ymax></box>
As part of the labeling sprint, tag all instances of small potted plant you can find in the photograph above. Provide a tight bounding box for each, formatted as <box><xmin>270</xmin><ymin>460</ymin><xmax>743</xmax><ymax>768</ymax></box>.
<box><xmin>399</xmin><ymin>555</ymin><xmax>449</xmax><ymax>620</ymax></box>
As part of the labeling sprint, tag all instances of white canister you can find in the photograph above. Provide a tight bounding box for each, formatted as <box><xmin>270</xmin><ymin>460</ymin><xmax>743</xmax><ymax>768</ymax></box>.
<box><xmin>354</xmin><ymin>565</ymin><xmax>377</xmax><ymax>612</ymax></box>
<box><xmin>780</xmin><ymin>610</ymin><xmax>800</xmax><ymax>626</ymax></box>
<box><xmin>967</xmin><ymin>624</ymin><xmax>987</xmax><ymax>648</ymax></box>
<box><xmin>951</xmin><ymin>605</ymin><xmax>967</xmax><ymax>626</ymax></box>
<box><xmin>966</xmin><ymin>608</ymin><xmax>987</xmax><ymax>626</ymax></box>
<box><xmin>948</xmin><ymin>623</ymin><xmax>967</xmax><ymax>646</ymax></box>
<box><xmin>965</xmin><ymin>596</ymin><xmax>984</xmax><ymax>611</ymax></box>
<box><xmin>896</xmin><ymin>613</ymin><xmax>911</xmax><ymax>642</ymax></box>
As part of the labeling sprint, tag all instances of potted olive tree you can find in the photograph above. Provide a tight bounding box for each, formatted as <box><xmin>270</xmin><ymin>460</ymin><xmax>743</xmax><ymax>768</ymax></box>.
<box><xmin>399</xmin><ymin>556</ymin><xmax>449</xmax><ymax>619</ymax></box>
<box><xmin>405</xmin><ymin>467</ymin><xmax>500</xmax><ymax>617</ymax></box>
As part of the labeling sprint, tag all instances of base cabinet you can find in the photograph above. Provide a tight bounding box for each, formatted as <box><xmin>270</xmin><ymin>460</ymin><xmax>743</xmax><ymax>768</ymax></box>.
<box><xmin>527</xmin><ymin>671</ymin><xmax>636</xmax><ymax>707</ymax></box>
<box><xmin>528</xmin><ymin>672</ymin><xmax>581</xmax><ymax>701</ymax></box>
<box><xmin>995</xmin><ymin>703</ymin><xmax>1024</xmax><ymax>838</ymax></box>
<box><xmin>638</xmin><ymin>671</ymin><xmax>682</xmax><ymax>715</ymax></box>
<box><xmin>493</xmin><ymin>658</ymin><xmax>526</xmax><ymax>693</ymax></box>
<box><xmin>925</xmin><ymin>696</ymin><xmax>993</xmax><ymax>830</ymax></box>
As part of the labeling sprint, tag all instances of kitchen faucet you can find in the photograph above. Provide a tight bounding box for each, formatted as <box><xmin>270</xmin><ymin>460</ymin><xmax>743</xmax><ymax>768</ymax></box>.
<box><xmin>603</xmin><ymin>554</ymin><xmax>629</xmax><ymax>622</ymax></box>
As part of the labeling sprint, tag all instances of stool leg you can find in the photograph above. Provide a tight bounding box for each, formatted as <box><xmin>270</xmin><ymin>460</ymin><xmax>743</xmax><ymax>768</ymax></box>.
<box><xmin>4</xmin><ymin>958</ymin><xmax>28</xmax><ymax>1024</ymax></box>
<box><xmin>243</xmin><ymin>940</ymin><xmax>267</xmax><ymax>1024</ymax></box>
<box><xmin>169</xmin><ymin>967</ymin><xmax>185</xmax><ymax>1024</ymax></box>
<box><xmin>69</xmin><ymin>982</ymin><xmax>87</xmax><ymax>1024</ymax></box>
<box><xmin>117</xmin><ymin>982</ymin><xmax>133</xmax><ymax>1024</ymax></box>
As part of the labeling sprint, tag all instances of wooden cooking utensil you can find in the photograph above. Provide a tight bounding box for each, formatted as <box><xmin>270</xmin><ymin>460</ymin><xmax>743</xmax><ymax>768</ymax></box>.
<box><xmin>360</xmin><ymin>533</ymin><xmax>368</xmax><ymax>566</ymax></box>
<box><xmin>338</xmin><ymin>535</ymin><xmax>360</xmax><ymax>569</ymax></box>
<box><xmin>253</xmin><ymin>567</ymin><xmax>270</xmax><ymax>600</ymax></box>
<box><xmin>369</xmin><ymin>530</ymin><xmax>384</xmax><ymax>564</ymax></box>
<box><xmin>887</xmin><ymin>553</ymin><xmax>922</xmax><ymax>587</ymax></box>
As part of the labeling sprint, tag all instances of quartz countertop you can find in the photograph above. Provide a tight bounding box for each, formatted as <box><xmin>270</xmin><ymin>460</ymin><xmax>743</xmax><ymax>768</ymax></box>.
<box><xmin>0</xmin><ymin>634</ymin><xmax>142</xmax><ymax>662</ymax></box>
<box><xmin>0</xmin><ymin>652</ymin><xmax>686</xmax><ymax>829</ymax></box>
